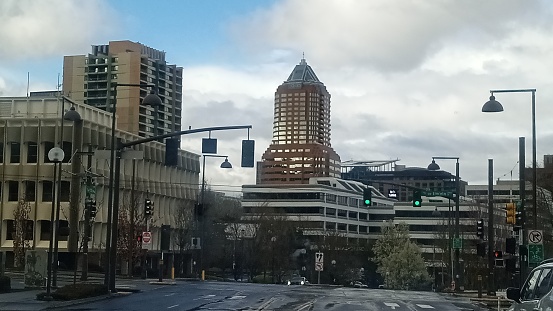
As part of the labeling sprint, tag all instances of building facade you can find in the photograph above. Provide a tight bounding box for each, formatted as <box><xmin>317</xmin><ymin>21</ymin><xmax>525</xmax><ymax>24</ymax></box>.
<box><xmin>242</xmin><ymin>177</ymin><xmax>395</xmax><ymax>245</ymax></box>
<box><xmin>257</xmin><ymin>58</ymin><xmax>341</xmax><ymax>185</ymax></box>
<box><xmin>341</xmin><ymin>160</ymin><xmax>468</xmax><ymax>202</ymax></box>
<box><xmin>63</xmin><ymin>40</ymin><xmax>183</xmax><ymax>139</ymax></box>
<box><xmin>0</xmin><ymin>96</ymin><xmax>199</xmax><ymax>267</ymax></box>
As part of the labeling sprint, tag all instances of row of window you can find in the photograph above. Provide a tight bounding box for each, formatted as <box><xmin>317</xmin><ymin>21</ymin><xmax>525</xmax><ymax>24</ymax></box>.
<box><xmin>1</xmin><ymin>180</ymin><xmax>70</xmax><ymax>202</ymax></box>
<box><xmin>3</xmin><ymin>219</ymin><xmax>68</xmax><ymax>241</ymax></box>
<box><xmin>0</xmin><ymin>142</ymin><xmax>72</xmax><ymax>164</ymax></box>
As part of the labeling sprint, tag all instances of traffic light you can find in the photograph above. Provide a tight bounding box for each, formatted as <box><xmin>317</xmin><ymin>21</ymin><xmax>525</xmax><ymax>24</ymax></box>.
<box><xmin>506</xmin><ymin>203</ymin><xmax>516</xmax><ymax>225</ymax></box>
<box><xmin>137</xmin><ymin>235</ymin><xmax>142</xmax><ymax>243</ymax></box>
<box><xmin>506</xmin><ymin>258</ymin><xmax>517</xmax><ymax>273</ymax></box>
<box><xmin>515</xmin><ymin>201</ymin><xmax>522</xmax><ymax>230</ymax></box>
<box><xmin>412</xmin><ymin>190</ymin><xmax>422</xmax><ymax>207</ymax></box>
<box><xmin>145</xmin><ymin>199</ymin><xmax>153</xmax><ymax>217</ymax></box>
<box><xmin>494</xmin><ymin>250</ymin><xmax>503</xmax><ymax>259</ymax></box>
<box><xmin>506</xmin><ymin>237</ymin><xmax>517</xmax><ymax>254</ymax></box>
<box><xmin>476</xmin><ymin>219</ymin><xmax>484</xmax><ymax>239</ymax></box>
<box><xmin>165</xmin><ymin>138</ymin><xmax>179</xmax><ymax>166</ymax></box>
<box><xmin>363</xmin><ymin>188</ymin><xmax>372</xmax><ymax>206</ymax></box>
<box><xmin>85</xmin><ymin>199</ymin><xmax>97</xmax><ymax>219</ymax></box>
<box><xmin>477</xmin><ymin>242</ymin><xmax>486</xmax><ymax>257</ymax></box>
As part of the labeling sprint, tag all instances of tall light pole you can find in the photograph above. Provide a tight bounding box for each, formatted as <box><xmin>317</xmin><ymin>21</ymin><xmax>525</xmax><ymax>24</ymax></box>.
<box><xmin>104</xmin><ymin>84</ymin><xmax>161</xmax><ymax>291</ymax></box>
<box><xmin>427</xmin><ymin>156</ymin><xmax>461</xmax><ymax>290</ymax></box>
<box><xmin>482</xmin><ymin>89</ymin><xmax>537</xmax><ymax>229</ymax></box>
<box><xmin>46</xmin><ymin>147</ymin><xmax>64</xmax><ymax>299</ymax></box>
<box><xmin>198</xmin><ymin>154</ymin><xmax>232</xmax><ymax>280</ymax></box>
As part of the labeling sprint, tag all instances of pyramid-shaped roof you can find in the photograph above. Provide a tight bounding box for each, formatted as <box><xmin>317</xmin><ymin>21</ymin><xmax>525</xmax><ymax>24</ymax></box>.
<box><xmin>285</xmin><ymin>58</ymin><xmax>321</xmax><ymax>84</ymax></box>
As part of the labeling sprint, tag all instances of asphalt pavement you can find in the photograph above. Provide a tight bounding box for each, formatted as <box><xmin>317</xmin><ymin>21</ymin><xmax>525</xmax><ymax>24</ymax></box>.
<box><xmin>0</xmin><ymin>270</ymin><xmax>161</xmax><ymax>311</ymax></box>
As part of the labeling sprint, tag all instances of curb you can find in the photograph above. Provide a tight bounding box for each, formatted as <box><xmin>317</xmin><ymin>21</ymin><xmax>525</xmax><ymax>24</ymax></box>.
<box><xmin>149</xmin><ymin>281</ymin><xmax>176</xmax><ymax>285</ymax></box>
<box><xmin>44</xmin><ymin>292</ymin><xmax>128</xmax><ymax>310</ymax></box>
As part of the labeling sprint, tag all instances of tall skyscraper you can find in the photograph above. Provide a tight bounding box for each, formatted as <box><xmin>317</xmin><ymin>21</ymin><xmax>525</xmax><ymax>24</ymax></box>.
<box><xmin>63</xmin><ymin>40</ymin><xmax>183</xmax><ymax>139</ymax></box>
<box><xmin>258</xmin><ymin>58</ymin><xmax>341</xmax><ymax>184</ymax></box>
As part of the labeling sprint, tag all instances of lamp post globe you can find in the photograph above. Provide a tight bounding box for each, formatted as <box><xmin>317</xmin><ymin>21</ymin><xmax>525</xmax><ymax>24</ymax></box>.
<box><xmin>48</xmin><ymin>147</ymin><xmax>65</xmax><ymax>163</ymax></box>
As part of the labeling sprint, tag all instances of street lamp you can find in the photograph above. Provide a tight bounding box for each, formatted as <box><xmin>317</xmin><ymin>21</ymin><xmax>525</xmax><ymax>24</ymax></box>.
<box><xmin>104</xmin><ymin>84</ymin><xmax>161</xmax><ymax>291</ymax></box>
<box><xmin>482</xmin><ymin>89</ymin><xmax>537</xmax><ymax>229</ymax></box>
<box><xmin>427</xmin><ymin>156</ymin><xmax>461</xmax><ymax>290</ymax></box>
<box><xmin>198</xmin><ymin>154</ymin><xmax>233</xmax><ymax>280</ymax></box>
<box><xmin>271</xmin><ymin>236</ymin><xmax>276</xmax><ymax>284</ymax></box>
<box><xmin>46</xmin><ymin>147</ymin><xmax>64</xmax><ymax>299</ymax></box>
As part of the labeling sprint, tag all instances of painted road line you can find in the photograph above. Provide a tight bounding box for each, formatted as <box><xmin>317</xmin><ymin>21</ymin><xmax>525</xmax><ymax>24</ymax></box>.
<box><xmin>416</xmin><ymin>304</ymin><xmax>434</xmax><ymax>309</ymax></box>
<box><xmin>164</xmin><ymin>293</ymin><xmax>175</xmax><ymax>297</ymax></box>
<box><xmin>256</xmin><ymin>297</ymin><xmax>277</xmax><ymax>310</ymax></box>
<box><xmin>229</xmin><ymin>295</ymin><xmax>246</xmax><ymax>300</ymax></box>
<box><xmin>384</xmin><ymin>302</ymin><xmax>400</xmax><ymax>309</ymax></box>
<box><xmin>167</xmin><ymin>305</ymin><xmax>179</xmax><ymax>309</ymax></box>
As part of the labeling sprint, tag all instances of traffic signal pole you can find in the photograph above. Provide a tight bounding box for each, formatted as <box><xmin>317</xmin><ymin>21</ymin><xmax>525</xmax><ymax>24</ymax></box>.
<box><xmin>487</xmin><ymin>159</ymin><xmax>495</xmax><ymax>296</ymax></box>
<box><xmin>519</xmin><ymin>137</ymin><xmax>527</xmax><ymax>285</ymax></box>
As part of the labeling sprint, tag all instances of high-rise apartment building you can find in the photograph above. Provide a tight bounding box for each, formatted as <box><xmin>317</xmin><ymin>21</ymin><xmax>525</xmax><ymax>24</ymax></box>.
<box><xmin>63</xmin><ymin>40</ymin><xmax>183</xmax><ymax>139</ymax></box>
<box><xmin>258</xmin><ymin>58</ymin><xmax>341</xmax><ymax>184</ymax></box>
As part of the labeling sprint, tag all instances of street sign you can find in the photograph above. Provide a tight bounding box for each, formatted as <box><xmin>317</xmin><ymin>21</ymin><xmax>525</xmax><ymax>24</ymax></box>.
<box><xmin>315</xmin><ymin>262</ymin><xmax>323</xmax><ymax>272</ymax></box>
<box><xmin>528</xmin><ymin>230</ymin><xmax>543</xmax><ymax>245</ymax></box>
<box><xmin>142</xmin><ymin>232</ymin><xmax>152</xmax><ymax>250</ymax></box>
<box><xmin>529</xmin><ymin>244</ymin><xmax>544</xmax><ymax>264</ymax></box>
<box><xmin>315</xmin><ymin>252</ymin><xmax>324</xmax><ymax>264</ymax></box>
<box><xmin>453</xmin><ymin>238</ymin><xmax>462</xmax><ymax>249</ymax></box>
<box><xmin>86</xmin><ymin>183</ymin><xmax>96</xmax><ymax>196</ymax></box>
<box><xmin>142</xmin><ymin>232</ymin><xmax>152</xmax><ymax>244</ymax></box>
<box><xmin>421</xmin><ymin>191</ymin><xmax>453</xmax><ymax>197</ymax></box>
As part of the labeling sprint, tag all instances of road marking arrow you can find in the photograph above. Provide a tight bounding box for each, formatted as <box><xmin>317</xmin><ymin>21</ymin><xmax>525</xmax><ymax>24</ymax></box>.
<box><xmin>384</xmin><ymin>302</ymin><xmax>400</xmax><ymax>309</ymax></box>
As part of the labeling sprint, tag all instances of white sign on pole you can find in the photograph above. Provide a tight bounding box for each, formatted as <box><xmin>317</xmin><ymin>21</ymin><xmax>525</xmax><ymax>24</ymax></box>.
<box><xmin>142</xmin><ymin>231</ymin><xmax>152</xmax><ymax>250</ymax></box>
<box><xmin>528</xmin><ymin>230</ymin><xmax>543</xmax><ymax>245</ymax></box>
<box><xmin>315</xmin><ymin>262</ymin><xmax>324</xmax><ymax>272</ymax></box>
<box><xmin>315</xmin><ymin>252</ymin><xmax>324</xmax><ymax>263</ymax></box>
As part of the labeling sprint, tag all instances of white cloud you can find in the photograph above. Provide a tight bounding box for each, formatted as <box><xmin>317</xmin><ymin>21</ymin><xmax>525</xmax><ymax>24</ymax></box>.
<box><xmin>0</xmin><ymin>0</ymin><xmax>117</xmax><ymax>60</ymax></box>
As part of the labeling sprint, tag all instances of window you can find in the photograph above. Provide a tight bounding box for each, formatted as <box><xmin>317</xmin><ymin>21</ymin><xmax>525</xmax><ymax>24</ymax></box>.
<box><xmin>24</xmin><ymin>181</ymin><xmax>35</xmax><ymax>202</ymax></box>
<box><xmin>40</xmin><ymin>220</ymin><xmax>52</xmax><ymax>240</ymax></box>
<box><xmin>6</xmin><ymin>220</ymin><xmax>33</xmax><ymax>240</ymax></box>
<box><xmin>8</xmin><ymin>181</ymin><xmax>18</xmax><ymax>201</ymax></box>
<box><xmin>521</xmin><ymin>269</ymin><xmax>542</xmax><ymax>301</ymax></box>
<box><xmin>62</xmin><ymin>141</ymin><xmax>72</xmax><ymax>163</ymax></box>
<box><xmin>0</xmin><ymin>143</ymin><xmax>3</xmax><ymax>163</ymax></box>
<box><xmin>60</xmin><ymin>181</ymin><xmax>70</xmax><ymax>201</ymax></box>
<box><xmin>534</xmin><ymin>268</ymin><xmax>553</xmax><ymax>299</ymax></box>
<box><xmin>42</xmin><ymin>181</ymin><xmax>53</xmax><ymax>202</ymax></box>
<box><xmin>27</xmin><ymin>142</ymin><xmax>38</xmax><ymax>163</ymax></box>
<box><xmin>10</xmin><ymin>142</ymin><xmax>20</xmax><ymax>163</ymax></box>
<box><xmin>44</xmin><ymin>142</ymin><xmax>54</xmax><ymax>163</ymax></box>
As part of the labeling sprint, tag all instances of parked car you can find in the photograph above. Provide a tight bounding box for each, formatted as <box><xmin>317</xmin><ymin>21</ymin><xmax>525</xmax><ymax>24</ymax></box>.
<box><xmin>287</xmin><ymin>277</ymin><xmax>309</xmax><ymax>285</ymax></box>
<box><xmin>506</xmin><ymin>259</ymin><xmax>553</xmax><ymax>310</ymax></box>
<box><xmin>353</xmin><ymin>281</ymin><xmax>368</xmax><ymax>288</ymax></box>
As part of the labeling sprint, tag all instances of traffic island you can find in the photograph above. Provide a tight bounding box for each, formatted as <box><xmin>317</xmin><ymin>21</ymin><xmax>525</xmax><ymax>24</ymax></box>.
<box><xmin>36</xmin><ymin>283</ymin><xmax>108</xmax><ymax>301</ymax></box>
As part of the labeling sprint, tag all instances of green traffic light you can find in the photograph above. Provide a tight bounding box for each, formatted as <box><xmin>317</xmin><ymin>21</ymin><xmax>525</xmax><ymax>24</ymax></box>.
<box><xmin>365</xmin><ymin>199</ymin><xmax>371</xmax><ymax>205</ymax></box>
<box><xmin>414</xmin><ymin>200</ymin><xmax>421</xmax><ymax>207</ymax></box>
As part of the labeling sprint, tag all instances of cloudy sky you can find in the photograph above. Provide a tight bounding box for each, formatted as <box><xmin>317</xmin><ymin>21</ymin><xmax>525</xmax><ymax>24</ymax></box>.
<box><xmin>2</xmin><ymin>0</ymin><xmax>553</xmax><ymax>194</ymax></box>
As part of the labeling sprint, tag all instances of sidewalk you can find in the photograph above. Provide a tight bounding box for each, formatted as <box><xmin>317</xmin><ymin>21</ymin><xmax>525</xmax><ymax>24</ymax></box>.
<box><xmin>443</xmin><ymin>290</ymin><xmax>512</xmax><ymax>310</ymax></box>
<box><xmin>0</xmin><ymin>271</ymin><xmax>169</xmax><ymax>311</ymax></box>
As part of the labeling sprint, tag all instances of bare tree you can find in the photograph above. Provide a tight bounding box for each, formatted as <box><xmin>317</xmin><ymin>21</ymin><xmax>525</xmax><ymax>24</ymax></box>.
<box><xmin>173</xmin><ymin>200</ymin><xmax>194</xmax><ymax>277</ymax></box>
<box><xmin>13</xmin><ymin>196</ymin><xmax>32</xmax><ymax>269</ymax></box>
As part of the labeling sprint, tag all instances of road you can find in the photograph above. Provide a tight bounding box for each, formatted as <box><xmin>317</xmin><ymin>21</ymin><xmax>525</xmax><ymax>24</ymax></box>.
<box><xmin>66</xmin><ymin>281</ymin><xmax>485</xmax><ymax>311</ymax></box>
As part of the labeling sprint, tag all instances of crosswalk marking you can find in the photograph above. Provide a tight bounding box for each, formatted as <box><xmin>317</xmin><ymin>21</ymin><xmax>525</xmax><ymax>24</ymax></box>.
<box><xmin>384</xmin><ymin>302</ymin><xmax>400</xmax><ymax>309</ymax></box>
<box><xmin>416</xmin><ymin>304</ymin><xmax>434</xmax><ymax>309</ymax></box>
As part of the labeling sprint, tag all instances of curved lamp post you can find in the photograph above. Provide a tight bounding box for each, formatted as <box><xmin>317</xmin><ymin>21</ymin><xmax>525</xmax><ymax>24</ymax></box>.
<box><xmin>46</xmin><ymin>147</ymin><xmax>64</xmax><ymax>299</ymax></box>
<box><xmin>199</xmin><ymin>155</ymin><xmax>232</xmax><ymax>280</ymax></box>
<box><xmin>482</xmin><ymin>89</ymin><xmax>536</xmax><ymax>229</ymax></box>
<box><xmin>104</xmin><ymin>84</ymin><xmax>161</xmax><ymax>291</ymax></box>
<box><xmin>427</xmin><ymin>156</ymin><xmax>461</xmax><ymax>290</ymax></box>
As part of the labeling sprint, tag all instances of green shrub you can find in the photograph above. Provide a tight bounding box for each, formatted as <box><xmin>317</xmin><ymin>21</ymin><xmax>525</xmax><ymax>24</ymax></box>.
<box><xmin>51</xmin><ymin>284</ymin><xmax>108</xmax><ymax>301</ymax></box>
<box><xmin>0</xmin><ymin>276</ymin><xmax>11</xmax><ymax>292</ymax></box>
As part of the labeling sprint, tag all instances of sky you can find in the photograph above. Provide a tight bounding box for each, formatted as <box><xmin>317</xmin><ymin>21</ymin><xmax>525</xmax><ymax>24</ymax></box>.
<box><xmin>2</xmin><ymin>0</ymin><xmax>553</xmax><ymax>195</ymax></box>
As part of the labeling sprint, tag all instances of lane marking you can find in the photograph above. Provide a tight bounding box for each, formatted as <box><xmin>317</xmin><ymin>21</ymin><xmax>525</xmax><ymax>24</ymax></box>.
<box><xmin>193</xmin><ymin>294</ymin><xmax>216</xmax><ymax>300</ymax></box>
<box><xmin>229</xmin><ymin>295</ymin><xmax>246</xmax><ymax>300</ymax></box>
<box><xmin>416</xmin><ymin>304</ymin><xmax>434</xmax><ymax>309</ymax></box>
<box><xmin>256</xmin><ymin>297</ymin><xmax>276</xmax><ymax>310</ymax></box>
<box><xmin>164</xmin><ymin>293</ymin><xmax>175</xmax><ymax>297</ymax></box>
<box><xmin>384</xmin><ymin>302</ymin><xmax>400</xmax><ymax>309</ymax></box>
<box><xmin>167</xmin><ymin>305</ymin><xmax>179</xmax><ymax>309</ymax></box>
